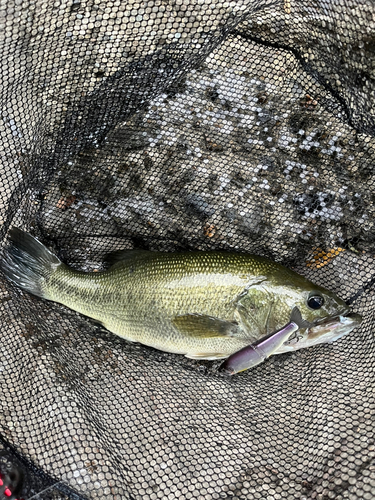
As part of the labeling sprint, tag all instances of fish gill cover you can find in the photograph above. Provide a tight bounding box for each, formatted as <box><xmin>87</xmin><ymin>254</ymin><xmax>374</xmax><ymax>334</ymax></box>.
<box><xmin>0</xmin><ymin>0</ymin><xmax>374</xmax><ymax>499</ymax></box>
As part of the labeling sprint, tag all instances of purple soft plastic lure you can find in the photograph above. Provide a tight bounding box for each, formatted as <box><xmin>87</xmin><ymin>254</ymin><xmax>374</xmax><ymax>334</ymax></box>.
<box><xmin>220</xmin><ymin>307</ymin><xmax>312</xmax><ymax>375</ymax></box>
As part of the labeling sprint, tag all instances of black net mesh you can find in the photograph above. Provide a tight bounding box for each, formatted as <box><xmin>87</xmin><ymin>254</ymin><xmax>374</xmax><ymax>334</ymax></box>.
<box><xmin>1</xmin><ymin>0</ymin><xmax>375</xmax><ymax>499</ymax></box>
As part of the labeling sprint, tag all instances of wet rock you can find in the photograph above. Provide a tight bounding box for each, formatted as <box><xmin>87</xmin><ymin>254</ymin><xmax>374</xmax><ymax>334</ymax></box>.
<box><xmin>185</xmin><ymin>193</ymin><xmax>216</xmax><ymax>220</ymax></box>
<box><xmin>238</xmin><ymin>211</ymin><xmax>264</xmax><ymax>237</ymax></box>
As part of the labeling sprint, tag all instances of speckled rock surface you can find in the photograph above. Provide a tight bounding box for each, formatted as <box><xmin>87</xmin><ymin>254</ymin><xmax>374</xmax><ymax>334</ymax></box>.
<box><xmin>27</xmin><ymin>34</ymin><xmax>375</xmax><ymax>271</ymax></box>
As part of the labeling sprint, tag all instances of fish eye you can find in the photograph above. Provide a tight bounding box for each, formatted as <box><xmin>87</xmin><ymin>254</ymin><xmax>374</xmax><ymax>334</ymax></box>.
<box><xmin>307</xmin><ymin>294</ymin><xmax>324</xmax><ymax>310</ymax></box>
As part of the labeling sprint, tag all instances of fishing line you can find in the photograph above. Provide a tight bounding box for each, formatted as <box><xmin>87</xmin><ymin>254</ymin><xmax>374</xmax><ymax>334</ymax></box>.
<box><xmin>26</xmin><ymin>481</ymin><xmax>64</xmax><ymax>500</ymax></box>
<box><xmin>346</xmin><ymin>274</ymin><xmax>375</xmax><ymax>306</ymax></box>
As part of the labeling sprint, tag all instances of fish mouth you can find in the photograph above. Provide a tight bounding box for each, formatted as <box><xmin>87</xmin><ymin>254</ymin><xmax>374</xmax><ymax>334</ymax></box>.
<box><xmin>307</xmin><ymin>310</ymin><xmax>362</xmax><ymax>341</ymax></box>
<box><xmin>311</xmin><ymin>306</ymin><xmax>351</xmax><ymax>326</ymax></box>
<box><xmin>276</xmin><ymin>310</ymin><xmax>362</xmax><ymax>353</ymax></box>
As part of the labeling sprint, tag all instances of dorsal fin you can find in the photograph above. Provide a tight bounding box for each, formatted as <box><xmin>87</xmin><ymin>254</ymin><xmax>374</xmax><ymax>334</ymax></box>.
<box><xmin>105</xmin><ymin>249</ymin><xmax>155</xmax><ymax>267</ymax></box>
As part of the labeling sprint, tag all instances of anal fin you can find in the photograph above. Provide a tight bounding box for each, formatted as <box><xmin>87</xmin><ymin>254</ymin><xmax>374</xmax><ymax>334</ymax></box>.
<box><xmin>185</xmin><ymin>352</ymin><xmax>229</xmax><ymax>360</ymax></box>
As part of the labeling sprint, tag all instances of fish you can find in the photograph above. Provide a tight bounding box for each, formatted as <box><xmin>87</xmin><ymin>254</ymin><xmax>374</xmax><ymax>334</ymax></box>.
<box><xmin>0</xmin><ymin>227</ymin><xmax>362</xmax><ymax>361</ymax></box>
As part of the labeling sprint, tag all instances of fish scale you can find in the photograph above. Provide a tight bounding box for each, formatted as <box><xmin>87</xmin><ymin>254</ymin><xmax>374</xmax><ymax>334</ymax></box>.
<box><xmin>1</xmin><ymin>228</ymin><xmax>361</xmax><ymax>361</ymax></box>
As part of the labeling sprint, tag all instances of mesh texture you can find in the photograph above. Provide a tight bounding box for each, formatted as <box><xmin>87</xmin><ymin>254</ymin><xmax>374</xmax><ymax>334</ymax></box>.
<box><xmin>0</xmin><ymin>0</ymin><xmax>374</xmax><ymax>499</ymax></box>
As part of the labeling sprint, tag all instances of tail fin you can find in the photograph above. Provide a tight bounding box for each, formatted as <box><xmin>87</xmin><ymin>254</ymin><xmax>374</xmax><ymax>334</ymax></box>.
<box><xmin>1</xmin><ymin>227</ymin><xmax>61</xmax><ymax>298</ymax></box>
<box><xmin>290</xmin><ymin>306</ymin><xmax>312</xmax><ymax>330</ymax></box>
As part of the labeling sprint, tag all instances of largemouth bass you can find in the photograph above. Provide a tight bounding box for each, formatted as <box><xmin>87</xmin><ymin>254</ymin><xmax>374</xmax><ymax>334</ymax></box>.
<box><xmin>1</xmin><ymin>228</ymin><xmax>361</xmax><ymax>361</ymax></box>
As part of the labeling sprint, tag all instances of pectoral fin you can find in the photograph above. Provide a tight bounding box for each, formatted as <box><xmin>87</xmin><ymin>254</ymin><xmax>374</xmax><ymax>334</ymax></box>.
<box><xmin>172</xmin><ymin>313</ymin><xmax>243</xmax><ymax>339</ymax></box>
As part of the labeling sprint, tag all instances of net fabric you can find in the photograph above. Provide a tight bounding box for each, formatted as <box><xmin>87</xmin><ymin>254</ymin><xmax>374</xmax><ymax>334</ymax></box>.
<box><xmin>0</xmin><ymin>0</ymin><xmax>374</xmax><ymax>499</ymax></box>
<box><xmin>0</xmin><ymin>443</ymin><xmax>84</xmax><ymax>500</ymax></box>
